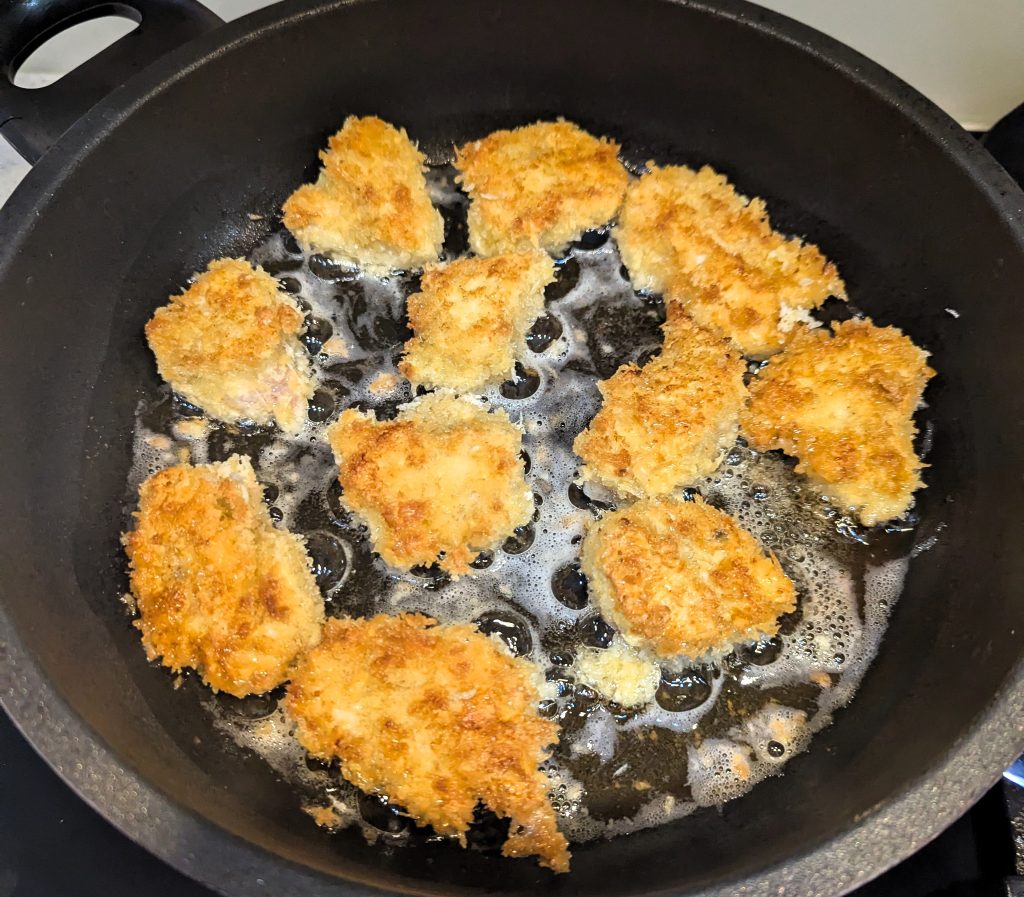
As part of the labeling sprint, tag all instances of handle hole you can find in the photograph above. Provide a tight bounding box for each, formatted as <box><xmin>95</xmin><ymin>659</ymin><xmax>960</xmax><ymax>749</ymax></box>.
<box><xmin>13</xmin><ymin>14</ymin><xmax>140</xmax><ymax>90</ymax></box>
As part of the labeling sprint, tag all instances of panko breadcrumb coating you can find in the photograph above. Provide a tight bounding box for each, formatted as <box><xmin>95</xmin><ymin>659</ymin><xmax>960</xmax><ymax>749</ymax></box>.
<box><xmin>573</xmin><ymin>313</ymin><xmax>747</xmax><ymax>498</ymax></box>
<box><xmin>399</xmin><ymin>250</ymin><xmax>554</xmax><ymax>392</ymax></box>
<box><xmin>285</xmin><ymin>614</ymin><xmax>569</xmax><ymax>872</ymax></box>
<box><xmin>741</xmin><ymin>318</ymin><xmax>934</xmax><ymax>525</ymax></box>
<box><xmin>455</xmin><ymin>120</ymin><xmax>629</xmax><ymax>257</ymax></box>
<box><xmin>573</xmin><ymin>638</ymin><xmax>661</xmax><ymax>708</ymax></box>
<box><xmin>122</xmin><ymin>455</ymin><xmax>324</xmax><ymax>697</ymax></box>
<box><xmin>145</xmin><ymin>258</ymin><xmax>315</xmax><ymax>434</ymax></box>
<box><xmin>581</xmin><ymin>497</ymin><xmax>795</xmax><ymax>660</ymax></box>
<box><xmin>282</xmin><ymin>116</ymin><xmax>443</xmax><ymax>275</ymax></box>
<box><xmin>615</xmin><ymin>164</ymin><xmax>846</xmax><ymax>358</ymax></box>
<box><xmin>327</xmin><ymin>391</ymin><xmax>533</xmax><ymax>575</ymax></box>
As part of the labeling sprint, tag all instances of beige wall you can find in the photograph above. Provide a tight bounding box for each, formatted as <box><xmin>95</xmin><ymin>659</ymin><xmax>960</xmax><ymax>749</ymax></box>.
<box><xmin>752</xmin><ymin>0</ymin><xmax>1024</xmax><ymax>130</ymax></box>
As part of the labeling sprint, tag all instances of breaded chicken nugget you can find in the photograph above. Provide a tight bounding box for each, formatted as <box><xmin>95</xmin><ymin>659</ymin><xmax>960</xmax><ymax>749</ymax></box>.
<box><xmin>581</xmin><ymin>497</ymin><xmax>795</xmax><ymax>660</ymax></box>
<box><xmin>145</xmin><ymin>258</ymin><xmax>314</xmax><ymax>434</ymax></box>
<box><xmin>327</xmin><ymin>391</ymin><xmax>532</xmax><ymax>575</ymax></box>
<box><xmin>122</xmin><ymin>455</ymin><xmax>324</xmax><ymax>697</ymax></box>
<box><xmin>455</xmin><ymin>120</ymin><xmax>629</xmax><ymax>256</ymax></box>
<box><xmin>616</xmin><ymin>164</ymin><xmax>846</xmax><ymax>358</ymax></box>
<box><xmin>399</xmin><ymin>250</ymin><xmax>554</xmax><ymax>392</ymax></box>
<box><xmin>286</xmin><ymin>614</ymin><xmax>569</xmax><ymax>872</ymax></box>
<box><xmin>282</xmin><ymin>116</ymin><xmax>443</xmax><ymax>275</ymax></box>
<box><xmin>741</xmin><ymin>318</ymin><xmax>934</xmax><ymax>525</ymax></box>
<box><xmin>573</xmin><ymin>313</ymin><xmax>747</xmax><ymax>498</ymax></box>
<box><xmin>573</xmin><ymin>638</ymin><xmax>661</xmax><ymax>708</ymax></box>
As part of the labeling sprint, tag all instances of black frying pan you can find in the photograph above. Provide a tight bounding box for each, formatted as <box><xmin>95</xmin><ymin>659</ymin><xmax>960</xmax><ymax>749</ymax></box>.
<box><xmin>1</xmin><ymin>1</ymin><xmax>1023</xmax><ymax>895</ymax></box>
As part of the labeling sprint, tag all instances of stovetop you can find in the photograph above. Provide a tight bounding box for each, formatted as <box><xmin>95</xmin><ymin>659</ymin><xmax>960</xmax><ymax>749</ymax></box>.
<box><xmin>3</xmin><ymin>86</ymin><xmax>1024</xmax><ymax>897</ymax></box>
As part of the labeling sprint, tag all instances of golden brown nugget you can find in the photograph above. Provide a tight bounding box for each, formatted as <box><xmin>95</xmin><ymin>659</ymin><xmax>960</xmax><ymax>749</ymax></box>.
<box><xmin>615</xmin><ymin>164</ymin><xmax>847</xmax><ymax>358</ymax></box>
<box><xmin>122</xmin><ymin>455</ymin><xmax>324</xmax><ymax>697</ymax></box>
<box><xmin>455</xmin><ymin>120</ymin><xmax>629</xmax><ymax>256</ymax></box>
<box><xmin>145</xmin><ymin>258</ymin><xmax>315</xmax><ymax>434</ymax></box>
<box><xmin>574</xmin><ymin>314</ymin><xmax>747</xmax><ymax>498</ymax></box>
<box><xmin>282</xmin><ymin>116</ymin><xmax>443</xmax><ymax>274</ymax></box>
<box><xmin>741</xmin><ymin>318</ymin><xmax>934</xmax><ymax>525</ymax></box>
<box><xmin>285</xmin><ymin>614</ymin><xmax>570</xmax><ymax>872</ymax></box>
<box><xmin>581</xmin><ymin>497</ymin><xmax>795</xmax><ymax>660</ymax></box>
<box><xmin>327</xmin><ymin>391</ymin><xmax>532</xmax><ymax>575</ymax></box>
<box><xmin>399</xmin><ymin>250</ymin><xmax>554</xmax><ymax>392</ymax></box>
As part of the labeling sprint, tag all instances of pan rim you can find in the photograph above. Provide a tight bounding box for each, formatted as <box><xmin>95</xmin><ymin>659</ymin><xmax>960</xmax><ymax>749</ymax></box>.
<box><xmin>2</xmin><ymin>0</ymin><xmax>1024</xmax><ymax>895</ymax></box>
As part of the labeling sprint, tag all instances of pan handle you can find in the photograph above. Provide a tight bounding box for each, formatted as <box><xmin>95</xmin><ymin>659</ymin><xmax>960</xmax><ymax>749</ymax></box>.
<box><xmin>0</xmin><ymin>0</ymin><xmax>223</xmax><ymax>164</ymax></box>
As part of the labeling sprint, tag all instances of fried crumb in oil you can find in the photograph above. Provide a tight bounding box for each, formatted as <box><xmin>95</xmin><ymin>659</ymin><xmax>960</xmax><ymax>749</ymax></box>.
<box><xmin>320</xmin><ymin>335</ymin><xmax>351</xmax><ymax>358</ymax></box>
<box><xmin>400</xmin><ymin>250</ymin><xmax>554</xmax><ymax>392</ymax></box>
<box><xmin>285</xmin><ymin>613</ymin><xmax>570</xmax><ymax>872</ymax></box>
<box><xmin>282</xmin><ymin>116</ymin><xmax>443</xmax><ymax>275</ymax></box>
<box><xmin>367</xmin><ymin>371</ymin><xmax>401</xmax><ymax>395</ymax></box>
<box><xmin>810</xmin><ymin>671</ymin><xmax>833</xmax><ymax>689</ymax></box>
<box><xmin>326</xmin><ymin>391</ymin><xmax>532</xmax><ymax>575</ymax></box>
<box><xmin>171</xmin><ymin>417</ymin><xmax>211</xmax><ymax>440</ymax></box>
<box><xmin>731</xmin><ymin>753</ymin><xmax>752</xmax><ymax>781</ymax></box>
<box><xmin>581</xmin><ymin>496</ymin><xmax>795</xmax><ymax>660</ymax></box>
<box><xmin>615</xmin><ymin>164</ymin><xmax>846</xmax><ymax>358</ymax></box>
<box><xmin>145</xmin><ymin>258</ymin><xmax>315</xmax><ymax>434</ymax></box>
<box><xmin>741</xmin><ymin>318</ymin><xmax>934</xmax><ymax>525</ymax></box>
<box><xmin>122</xmin><ymin>455</ymin><xmax>324</xmax><ymax>697</ymax></box>
<box><xmin>304</xmin><ymin>804</ymin><xmax>344</xmax><ymax>829</ymax></box>
<box><xmin>455</xmin><ymin>120</ymin><xmax>628</xmax><ymax>256</ymax></box>
<box><xmin>574</xmin><ymin>313</ymin><xmax>747</xmax><ymax>498</ymax></box>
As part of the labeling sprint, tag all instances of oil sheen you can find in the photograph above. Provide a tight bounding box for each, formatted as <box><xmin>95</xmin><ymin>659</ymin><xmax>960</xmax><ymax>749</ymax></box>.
<box><xmin>127</xmin><ymin>164</ymin><xmax>922</xmax><ymax>851</ymax></box>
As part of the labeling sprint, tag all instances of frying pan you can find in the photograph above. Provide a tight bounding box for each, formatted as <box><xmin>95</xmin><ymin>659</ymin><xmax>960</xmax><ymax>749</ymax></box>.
<box><xmin>1</xmin><ymin>0</ymin><xmax>1023</xmax><ymax>895</ymax></box>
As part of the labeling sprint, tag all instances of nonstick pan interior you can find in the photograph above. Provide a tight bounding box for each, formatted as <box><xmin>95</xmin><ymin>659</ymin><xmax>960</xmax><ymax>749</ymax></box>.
<box><xmin>1</xmin><ymin>1</ymin><xmax>1024</xmax><ymax>895</ymax></box>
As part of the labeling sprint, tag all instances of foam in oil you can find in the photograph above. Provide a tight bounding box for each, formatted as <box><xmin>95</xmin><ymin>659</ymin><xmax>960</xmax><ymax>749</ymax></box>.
<box><xmin>126</xmin><ymin>164</ymin><xmax>920</xmax><ymax>852</ymax></box>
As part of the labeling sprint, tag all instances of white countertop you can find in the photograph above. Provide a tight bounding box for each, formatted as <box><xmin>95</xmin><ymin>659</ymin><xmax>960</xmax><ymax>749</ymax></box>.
<box><xmin>2</xmin><ymin>0</ymin><xmax>1023</xmax><ymax>204</ymax></box>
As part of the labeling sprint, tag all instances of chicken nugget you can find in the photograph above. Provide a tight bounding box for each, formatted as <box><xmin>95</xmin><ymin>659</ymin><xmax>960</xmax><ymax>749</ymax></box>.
<box><xmin>399</xmin><ymin>250</ymin><xmax>554</xmax><ymax>392</ymax></box>
<box><xmin>122</xmin><ymin>455</ymin><xmax>324</xmax><ymax>697</ymax></box>
<box><xmin>282</xmin><ymin>116</ymin><xmax>443</xmax><ymax>275</ymax></box>
<box><xmin>145</xmin><ymin>258</ymin><xmax>315</xmax><ymax>434</ymax></box>
<box><xmin>616</xmin><ymin>164</ymin><xmax>846</xmax><ymax>358</ymax></box>
<box><xmin>455</xmin><ymin>120</ymin><xmax>629</xmax><ymax>256</ymax></box>
<box><xmin>574</xmin><ymin>313</ymin><xmax>747</xmax><ymax>498</ymax></box>
<box><xmin>573</xmin><ymin>638</ymin><xmax>661</xmax><ymax>708</ymax></box>
<box><xmin>285</xmin><ymin>613</ymin><xmax>569</xmax><ymax>872</ymax></box>
<box><xmin>327</xmin><ymin>391</ymin><xmax>533</xmax><ymax>575</ymax></box>
<box><xmin>581</xmin><ymin>497</ymin><xmax>795</xmax><ymax>660</ymax></box>
<box><xmin>741</xmin><ymin>318</ymin><xmax>934</xmax><ymax>525</ymax></box>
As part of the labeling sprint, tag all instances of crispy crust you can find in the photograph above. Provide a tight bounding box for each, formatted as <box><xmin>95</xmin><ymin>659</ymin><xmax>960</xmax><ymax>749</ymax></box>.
<box><xmin>572</xmin><ymin>639</ymin><xmax>661</xmax><ymax>708</ymax></box>
<box><xmin>122</xmin><ymin>455</ymin><xmax>324</xmax><ymax>697</ymax></box>
<box><xmin>615</xmin><ymin>165</ymin><xmax>847</xmax><ymax>358</ymax></box>
<box><xmin>285</xmin><ymin>614</ymin><xmax>569</xmax><ymax>872</ymax></box>
<box><xmin>399</xmin><ymin>250</ymin><xmax>554</xmax><ymax>392</ymax></box>
<box><xmin>581</xmin><ymin>497</ymin><xmax>796</xmax><ymax>659</ymax></box>
<box><xmin>455</xmin><ymin>120</ymin><xmax>629</xmax><ymax>256</ymax></box>
<box><xmin>145</xmin><ymin>258</ymin><xmax>315</xmax><ymax>434</ymax></box>
<box><xmin>573</xmin><ymin>313</ymin><xmax>747</xmax><ymax>498</ymax></box>
<box><xmin>282</xmin><ymin>116</ymin><xmax>443</xmax><ymax>275</ymax></box>
<box><xmin>326</xmin><ymin>391</ymin><xmax>533</xmax><ymax>575</ymax></box>
<box><xmin>741</xmin><ymin>318</ymin><xmax>934</xmax><ymax>525</ymax></box>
